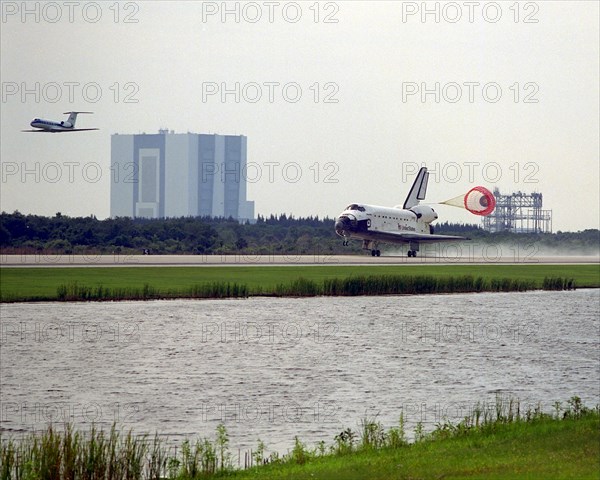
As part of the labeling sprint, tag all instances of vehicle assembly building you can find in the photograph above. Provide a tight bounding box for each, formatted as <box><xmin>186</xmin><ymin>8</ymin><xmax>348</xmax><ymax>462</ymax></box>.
<box><xmin>110</xmin><ymin>130</ymin><xmax>254</xmax><ymax>222</ymax></box>
<box><xmin>482</xmin><ymin>188</ymin><xmax>552</xmax><ymax>233</ymax></box>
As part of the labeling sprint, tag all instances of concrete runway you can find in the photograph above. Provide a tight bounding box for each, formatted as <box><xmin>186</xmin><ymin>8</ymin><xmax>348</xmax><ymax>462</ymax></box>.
<box><xmin>1</xmin><ymin>254</ymin><xmax>598</xmax><ymax>267</ymax></box>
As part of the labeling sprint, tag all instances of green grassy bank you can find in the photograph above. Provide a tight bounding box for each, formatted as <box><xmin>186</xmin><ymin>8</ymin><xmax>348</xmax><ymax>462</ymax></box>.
<box><xmin>2</xmin><ymin>398</ymin><xmax>598</xmax><ymax>479</ymax></box>
<box><xmin>234</xmin><ymin>414</ymin><xmax>600</xmax><ymax>480</ymax></box>
<box><xmin>1</xmin><ymin>264</ymin><xmax>597</xmax><ymax>302</ymax></box>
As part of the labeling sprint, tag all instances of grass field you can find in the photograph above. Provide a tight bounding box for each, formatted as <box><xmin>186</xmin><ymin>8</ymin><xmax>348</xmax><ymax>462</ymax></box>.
<box><xmin>1</xmin><ymin>264</ymin><xmax>598</xmax><ymax>302</ymax></box>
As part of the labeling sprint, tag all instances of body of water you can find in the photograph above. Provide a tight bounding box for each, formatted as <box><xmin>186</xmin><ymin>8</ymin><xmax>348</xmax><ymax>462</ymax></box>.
<box><xmin>1</xmin><ymin>290</ymin><xmax>598</xmax><ymax>455</ymax></box>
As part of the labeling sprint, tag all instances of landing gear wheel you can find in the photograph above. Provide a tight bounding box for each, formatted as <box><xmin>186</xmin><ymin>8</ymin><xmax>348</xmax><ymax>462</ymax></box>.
<box><xmin>408</xmin><ymin>250</ymin><xmax>417</xmax><ymax>257</ymax></box>
<box><xmin>376</xmin><ymin>250</ymin><xmax>381</xmax><ymax>257</ymax></box>
<box><xmin>371</xmin><ymin>250</ymin><xmax>376</xmax><ymax>257</ymax></box>
<box><xmin>407</xmin><ymin>250</ymin><xmax>413</xmax><ymax>257</ymax></box>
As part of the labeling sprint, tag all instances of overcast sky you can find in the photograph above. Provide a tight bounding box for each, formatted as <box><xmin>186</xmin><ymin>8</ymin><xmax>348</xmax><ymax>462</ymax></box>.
<box><xmin>1</xmin><ymin>1</ymin><xmax>598</xmax><ymax>231</ymax></box>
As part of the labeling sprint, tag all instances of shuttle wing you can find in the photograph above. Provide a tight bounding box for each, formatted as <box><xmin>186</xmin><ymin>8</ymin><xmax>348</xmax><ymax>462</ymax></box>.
<box><xmin>359</xmin><ymin>230</ymin><xmax>469</xmax><ymax>244</ymax></box>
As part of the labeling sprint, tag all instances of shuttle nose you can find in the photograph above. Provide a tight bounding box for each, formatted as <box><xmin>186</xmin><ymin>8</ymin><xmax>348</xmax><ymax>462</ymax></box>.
<box><xmin>335</xmin><ymin>214</ymin><xmax>356</xmax><ymax>236</ymax></box>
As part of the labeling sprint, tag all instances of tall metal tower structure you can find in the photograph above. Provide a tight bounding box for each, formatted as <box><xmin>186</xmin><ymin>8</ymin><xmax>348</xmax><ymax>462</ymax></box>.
<box><xmin>482</xmin><ymin>188</ymin><xmax>552</xmax><ymax>233</ymax></box>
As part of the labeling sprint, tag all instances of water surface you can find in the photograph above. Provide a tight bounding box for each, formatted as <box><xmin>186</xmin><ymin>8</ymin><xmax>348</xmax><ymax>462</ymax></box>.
<box><xmin>1</xmin><ymin>290</ymin><xmax>598</xmax><ymax>455</ymax></box>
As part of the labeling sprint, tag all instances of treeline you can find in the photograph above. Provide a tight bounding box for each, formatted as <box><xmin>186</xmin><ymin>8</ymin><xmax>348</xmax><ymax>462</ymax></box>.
<box><xmin>1</xmin><ymin>211</ymin><xmax>598</xmax><ymax>255</ymax></box>
<box><xmin>0</xmin><ymin>211</ymin><xmax>348</xmax><ymax>255</ymax></box>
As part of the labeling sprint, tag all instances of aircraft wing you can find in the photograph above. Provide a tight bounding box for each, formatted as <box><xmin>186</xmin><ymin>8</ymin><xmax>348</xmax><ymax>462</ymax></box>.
<box><xmin>361</xmin><ymin>230</ymin><xmax>469</xmax><ymax>244</ymax></box>
<box><xmin>69</xmin><ymin>128</ymin><xmax>100</xmax><ymax>131</ymax></box>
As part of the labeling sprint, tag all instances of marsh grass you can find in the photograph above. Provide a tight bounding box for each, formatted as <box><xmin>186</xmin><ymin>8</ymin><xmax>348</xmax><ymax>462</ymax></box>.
<box><xmin>55</xmin><ymin>281</ymin><xmax>249</xmax><ymax>301</ymax></box>
<box><xmin>1</xmin><ymin>423</ymin><xmax>232</xmax><ymax>480</ymax></box>
<box><xmin>51</xmin><ymin>275</ymin><xmax>576</xmax><ymax>302</ymax></box>
<box><xmin>2</xmin><ymin>396</ymin><xmax>597</xmax><ymax>479</ymax></box>
<box><xmin>542</xmin><ymin>276</ymin><xmax>576</xmax><ymax>290</ymax></box>
<box><xmin>276</xmin><ymin>274</ymin><xmax>543</xmax><ymax>297</ymax></box>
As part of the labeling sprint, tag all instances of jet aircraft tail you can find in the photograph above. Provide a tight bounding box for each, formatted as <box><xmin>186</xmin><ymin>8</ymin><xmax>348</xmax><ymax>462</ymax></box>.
<box><xmin>63</xmin><ymin>111</ymin><xmax>93</xmax><ymax>127</ymax></box>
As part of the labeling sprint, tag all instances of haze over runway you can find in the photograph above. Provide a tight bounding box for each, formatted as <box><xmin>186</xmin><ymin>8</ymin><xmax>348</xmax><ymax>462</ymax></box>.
<box><xmin>2</xmin><ymin>254</ymin><xmax>598</xmax><ymax>267</ymax></box>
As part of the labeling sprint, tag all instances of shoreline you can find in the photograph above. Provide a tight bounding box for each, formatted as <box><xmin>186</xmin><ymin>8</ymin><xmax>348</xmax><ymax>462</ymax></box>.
<box><xmin>1</xmin><ymin>288</ymin><xmax>597</xmax><ymax>304</ymax></box>
<box><xmin>2</xmin><ymin>263</ymin><xmax>596</xmax><ymax>303</ymax></box>
<box><xmin>2</xmin><ymin>398</ymin><xmax>598</xmax><ymax>479</ymax></box>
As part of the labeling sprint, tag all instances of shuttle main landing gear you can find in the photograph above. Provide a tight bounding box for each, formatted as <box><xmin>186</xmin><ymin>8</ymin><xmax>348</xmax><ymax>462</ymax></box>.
<box><xmin>363</xmin><ymin>240</ymin><xmax>381</xmax><ymax>257</ymax></box>
<box><xmin>407</xmin><ymin>241</ymin><xmax>420</xmax><ymax>258</ymax></box>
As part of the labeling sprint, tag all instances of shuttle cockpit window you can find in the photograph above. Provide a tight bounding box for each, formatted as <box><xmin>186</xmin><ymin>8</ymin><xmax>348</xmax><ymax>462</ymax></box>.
<box><xmin>345</xmin><ymin>204</ymin><xmax>366</xmax><ymax>212</ymax></box>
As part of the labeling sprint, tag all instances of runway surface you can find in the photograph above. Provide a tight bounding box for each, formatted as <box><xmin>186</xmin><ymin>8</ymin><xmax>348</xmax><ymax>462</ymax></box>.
<box><xmin>1</xmin><ymin>254</ymin><xmax>598</xmax><ymax>267</ymax></box>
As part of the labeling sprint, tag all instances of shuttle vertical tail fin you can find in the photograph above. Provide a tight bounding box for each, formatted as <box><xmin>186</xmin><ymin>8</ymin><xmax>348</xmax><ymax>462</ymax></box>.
<box><xmin>403</xmin><ymin>167</ymin><xmax>429</xmax><ymax>209</ymax></box>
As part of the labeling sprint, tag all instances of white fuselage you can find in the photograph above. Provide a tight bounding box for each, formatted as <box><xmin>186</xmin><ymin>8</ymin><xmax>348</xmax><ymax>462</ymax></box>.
<box><xmin>30</xmin><ymin>118</ymin><xmax>73</xmax><ymax>131</ymax></box>
<box><xmin>335</xmin><ymin>203</ymin><xmax>438</xmax><ymax>241</ymax></box>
